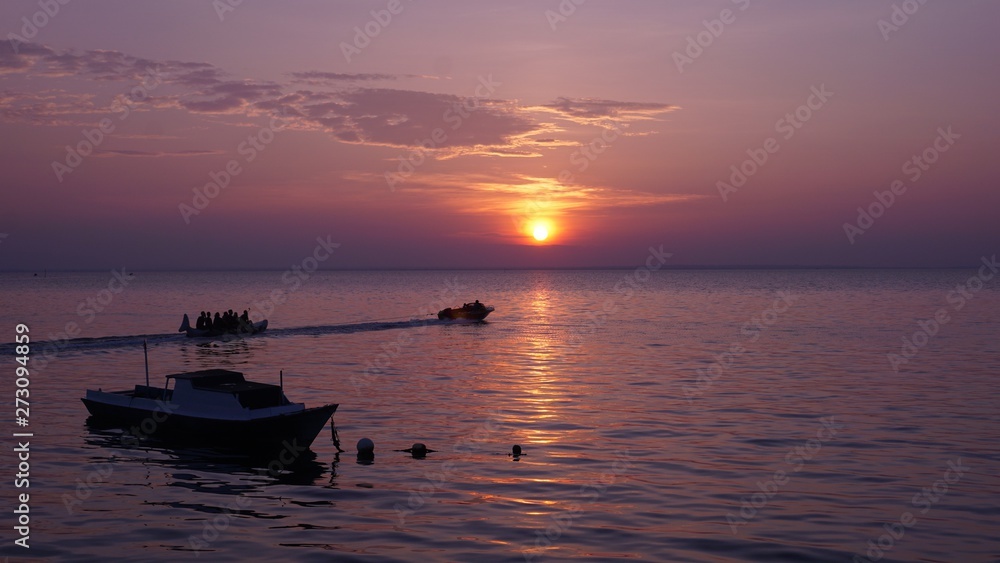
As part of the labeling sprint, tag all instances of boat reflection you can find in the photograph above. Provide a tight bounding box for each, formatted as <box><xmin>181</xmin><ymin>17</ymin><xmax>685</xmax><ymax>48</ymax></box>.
<box><xmin>178</xmin><ymin>337</ymin><xmax>266</xmax><ymax>371</ymax></box>
<box><xmin>82</xmin><ymin>425</ymin><xmax>337</xmax><ymax>487</ymax></box>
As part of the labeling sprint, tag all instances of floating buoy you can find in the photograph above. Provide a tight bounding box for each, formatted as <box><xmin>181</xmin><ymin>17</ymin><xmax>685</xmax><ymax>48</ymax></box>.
<box><xmin>357</xmin><ymin>437</ymin><xmax>374</xmax><ymax>455</ymax></box>
<box><xmin>512</xmin><ymin>444</ymin><xmax>522</xmax><ymax>456</ymax></box>
<box><xmin>401</xmin><ymin>442</ymin><xmax>435</xmax><ymax>458</ymax></box>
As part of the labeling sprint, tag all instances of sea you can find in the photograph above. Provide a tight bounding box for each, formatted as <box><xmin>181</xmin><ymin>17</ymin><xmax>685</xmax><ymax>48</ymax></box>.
<box><xmin>0</xmin><ymin>269</ymin><xmax>997</xmax><ymax>562</ymax></box>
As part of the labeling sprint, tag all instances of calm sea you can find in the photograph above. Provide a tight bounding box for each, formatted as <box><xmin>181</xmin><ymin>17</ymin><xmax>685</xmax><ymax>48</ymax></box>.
<box><xmin>0</xmin><ymin>269</ymin><xmax>997</xmax><ymax>562</ymax></box>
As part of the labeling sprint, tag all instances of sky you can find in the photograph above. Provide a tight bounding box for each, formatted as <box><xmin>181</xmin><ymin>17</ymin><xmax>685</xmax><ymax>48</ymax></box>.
<box><xmin>1</xmin><ymin>0</ymin><xmax>998</xmax><ymax>270</ymax></box>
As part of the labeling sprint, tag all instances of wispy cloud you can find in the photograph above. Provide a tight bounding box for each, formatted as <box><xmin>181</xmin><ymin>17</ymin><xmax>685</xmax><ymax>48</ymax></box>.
<box><xmin>0</xmin><ymin>42</ymin><xmax>676</xmax><ymax>157</ymax></box>
<box><xmin>363</xmin><ymin>171</ymin><xmax>707</xmax><ymax>218</ymax></box>
<box><xmin>288</xmin><ymin>71</ymin><xmax>437</xmax><ymax>85</ymax></box>
<box><xmin>92</xmin><ymin>149</ymin><xmax>225</xmax><ymax>158</ymax></box>
<box><xmin>533</xmin><ymin>97</ymin><xmax>677</xmax><ymax>126</ymax></box>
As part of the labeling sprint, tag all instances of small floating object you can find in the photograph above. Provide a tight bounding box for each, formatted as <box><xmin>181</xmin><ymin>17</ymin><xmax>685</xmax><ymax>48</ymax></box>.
<box><xmin>357</xmin><ymin>437</ymin><xmax>375</xmax><ymax>454</ymax></box>
<box><xmin>402</xmin><ymin>442</ymin><xmax>436</xmax><ymax>458</ymax></box>
<box><xmin>512</xmin><ymin>444</ymin><xmax>522</xmax><ymax>456</ymax></box>
<box><xmin>357</xmin><ymin>437</ymin><xmax>375</xmax><ymax>464</ymax></box>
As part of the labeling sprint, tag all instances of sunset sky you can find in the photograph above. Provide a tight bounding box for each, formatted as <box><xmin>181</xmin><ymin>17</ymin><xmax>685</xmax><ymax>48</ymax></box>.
<box><xmin>1</xmin><ymin>0</ymin><xmax>997</xmax><ymax>270</ymax></box>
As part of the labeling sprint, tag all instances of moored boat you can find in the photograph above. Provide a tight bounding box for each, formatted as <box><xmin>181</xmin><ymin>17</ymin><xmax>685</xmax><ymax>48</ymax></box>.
<box><xmin>82</xmin><ymin>368</ymin><xmax>337</xmax><ymax>451</ymax></box>
<box><xmin>438</xmin><ymin>301</ymin><xmax>494</xmax><ymax>321</ymax></box>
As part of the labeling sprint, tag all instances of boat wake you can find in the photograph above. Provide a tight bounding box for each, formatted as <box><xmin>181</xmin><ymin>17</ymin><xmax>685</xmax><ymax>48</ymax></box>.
<box><xmin>3</xmin><ymin>318</ymin><xmax>451</xmax><ymax>356</ymax></box>
<box><xmin>267</xmin><ymin>318</ymin><xmax>436</xmax><ymax>339</ymax></box>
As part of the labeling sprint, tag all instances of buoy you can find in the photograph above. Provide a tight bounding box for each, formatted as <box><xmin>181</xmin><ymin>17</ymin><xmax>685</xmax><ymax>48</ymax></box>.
<box><xmin>512</xmin><ymin>444</ymin><xmax>522</xmax><ymax>456</ymax></box>
<box><xmin>357</xmin><ymin>437</ymin><xmax>374</xmax><ymax>454</ymax></box>
<box><xmin>399</xmin><ymin>442</ymin><xmax>436</xmax><ymax>458</ymax></box>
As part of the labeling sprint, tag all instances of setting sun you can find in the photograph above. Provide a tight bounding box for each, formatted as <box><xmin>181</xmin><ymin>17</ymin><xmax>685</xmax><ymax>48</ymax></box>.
<box><xmin>532</xmin><ymin>223</ymin><xmax>549</xmax><ymax>242</ymax></box>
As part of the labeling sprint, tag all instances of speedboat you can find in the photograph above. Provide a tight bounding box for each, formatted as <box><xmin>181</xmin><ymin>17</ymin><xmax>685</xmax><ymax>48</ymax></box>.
<box><xmin>82</xmin><ymin>368</ymin><xmax>337</xmax><ymax>451</ymax></box>
<box><xmin>178</xmin><ymin>313</ymin><xmax>268</xmax><ymax>338</ymax></box>
<box><xmin>438</xmin><ymin>301</ymin><xmax>494</xmax><ymax>321</ymax></box>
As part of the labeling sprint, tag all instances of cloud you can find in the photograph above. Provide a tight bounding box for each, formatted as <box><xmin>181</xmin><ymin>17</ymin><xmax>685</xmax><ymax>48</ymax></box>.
<box><xmin>0</xmin><ymin>41</ymin><xmax>51</xmax><ymax>73</ymax></box>
<box><xmin>0</xmin><ymin>42</ymin><xmax>675</xmax><ymax>157</ymax></box>
<box><xmin>0</xmin><ymin>89</ymin><xmax>102</xmax><ymax>125</ymax></box>
<box><xmin>363</xmin><ymin>166</ymin><xmax>706</xmax><ymax>214</ymax></box>
<box><xmin>320</xmin><ymin>89</ymin><xmax>537</xmax><ymax>151</ymax></box>
<box><xmin>92</xmin><ymin>149</ymin><xmax>225</xmax><ymax>158</ymax></box>
<box><xmin>179</xmin><ymin>80</ymin><xmax>283</xmax><ymax>114</ymax></box>
<box><xmin>288</xmin><ymin>71</ymin><xmax>442</xmax><ymax>85</ymax></box>
<box><xmin>289</xmin><ymin>71</ymin><xmax>401</xmax><ymax>84</ymax></box>
<box><xmin>0</xmin><ymin>41</ymin><xmax>163</xmax><ymax>82</ymax></box>
<box><xmin>170</xmin><ymin>64</ymin><xmax>225</xmax><ymax>87</ymax></box>
<box><xmin>535</xmin><ymin>97</ymin><xmax>676</xmax><ymax>125</ymax></box>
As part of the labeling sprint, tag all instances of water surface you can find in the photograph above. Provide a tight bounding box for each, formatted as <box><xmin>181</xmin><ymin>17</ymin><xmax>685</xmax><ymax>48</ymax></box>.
<box><xmin>0</xmin><ymin>269</ymin><xmax>997</xmax><ymax>561</ymax></box>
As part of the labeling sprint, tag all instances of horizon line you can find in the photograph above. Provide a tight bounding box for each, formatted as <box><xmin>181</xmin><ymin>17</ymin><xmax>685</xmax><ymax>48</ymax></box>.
<box><xmin>0</xmin><ymin>265</ymin><xmax>987</xmax><ymax>273</ymax></box>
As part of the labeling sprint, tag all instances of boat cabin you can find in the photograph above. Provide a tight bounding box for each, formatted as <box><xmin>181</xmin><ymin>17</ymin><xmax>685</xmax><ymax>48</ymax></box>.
<box><xmin>167</xmin><ymin>369</ymin><xmax>291</xmax><ymax>410</ymax></box>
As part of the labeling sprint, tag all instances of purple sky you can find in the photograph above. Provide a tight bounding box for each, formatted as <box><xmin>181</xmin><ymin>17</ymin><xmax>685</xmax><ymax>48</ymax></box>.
<box><xmin>1</xmin><ymin>0</ymin><xmax>998</xmax><ymax>270</ymax></box>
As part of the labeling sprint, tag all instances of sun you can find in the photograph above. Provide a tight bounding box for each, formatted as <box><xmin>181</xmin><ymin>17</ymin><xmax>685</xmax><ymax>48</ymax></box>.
<box><xmin>525</xmin><ymin>219</ymin><xmax>556</xmax><ymax>243</ymax></box>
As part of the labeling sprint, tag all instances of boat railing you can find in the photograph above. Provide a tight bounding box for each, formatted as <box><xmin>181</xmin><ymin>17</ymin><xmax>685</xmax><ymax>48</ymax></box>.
<box><xmin>132</xmin><ymin>385</ymin><xmax>170</xmax><ymax>400</ymax></box>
